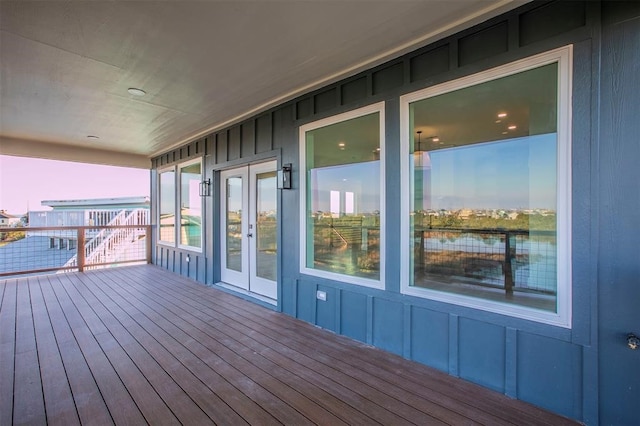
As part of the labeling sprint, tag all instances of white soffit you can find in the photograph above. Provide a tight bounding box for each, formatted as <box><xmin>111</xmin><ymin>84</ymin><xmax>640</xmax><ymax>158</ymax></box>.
<box><xmin>0</xmin><ymin>1</ymin><xmax>527</xmax><ymax>164</ymax></box>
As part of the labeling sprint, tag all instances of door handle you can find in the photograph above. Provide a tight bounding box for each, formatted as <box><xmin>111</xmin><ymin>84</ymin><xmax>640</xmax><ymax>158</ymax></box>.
<box><xmin>628</xmin><ymin>333</ymin><xmax>639</xmax><ymax>350</ymax></box>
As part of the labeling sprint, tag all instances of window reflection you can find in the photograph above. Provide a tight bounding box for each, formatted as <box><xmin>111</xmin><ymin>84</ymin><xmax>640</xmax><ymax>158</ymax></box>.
<box><xmin>180</xmin><ymin>162</ymin><xmax>202</xmax><ymax>248</ymax></box>
<box><xmin>159</xmin><ymin>170</ymin><xmax>175</xmax><ymax>243</ymax></box>
<box><xmin>410</xmin><ymin>63</ymin><xmax>559</xmax><ymax>312</ymax></box>
<box><xmin>305</xmin><ymin>112</ymin><xmax>381</xmax><ymax>280</ymax></box>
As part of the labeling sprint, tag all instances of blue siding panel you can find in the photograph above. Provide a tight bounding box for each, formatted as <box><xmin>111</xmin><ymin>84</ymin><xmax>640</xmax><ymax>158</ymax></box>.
<box><xmin>372</xmin><ymin>298</ymin><xmax>403</xmax><ymax>355</ymax></box>
<box><xmin>296</xmin><ymin>279</ymin><xmax>315</xmax><ymax>323</ymax></box>
<box><xmin>410</xmin><ymin>306</ymin><xmax>449</xmax><ymax>372</ymax></box>
<box><xmin>458</xmin><ymin>318</ymin><xmax>505</xmax><ymax>393</ymax></box>
<box><xmin>517</xmin><ymin>332</ymin><xmax>583</xmax><ymax>420</ymax></box>
<box><xmin>340</xmin><ymin>290</ymin><xmax>367</xmax><ymax>343</ymax></box>
<box><xmin>316</xmin><ymin>285</ymin><xmax>337</xmax><ymax>332</ymax></box>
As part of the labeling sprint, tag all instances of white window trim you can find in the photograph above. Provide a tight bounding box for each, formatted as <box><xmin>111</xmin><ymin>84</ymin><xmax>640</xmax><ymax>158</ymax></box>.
<box><xmin>157</xmin><ymin>165</ymin><xmax>177</xmax><ymax>247</ymax></box>
<box><xmin>157</xmin><ymin>158</ymin><xmax>204</xmax><ymax>252</ymax></box>
<box><xmin>299</xmin><ymin>102</ymin><xmax>386</xmax><ymax>290</ymax></box>
<box><xmin>177</xmin><ymin>158</ymin><xmax>203</xmax><ymax>252</ymax></box>
<box><xmin>399</xmin><ymin>46</ymin><xmax>573</xmax><ymax>328</ymax></box>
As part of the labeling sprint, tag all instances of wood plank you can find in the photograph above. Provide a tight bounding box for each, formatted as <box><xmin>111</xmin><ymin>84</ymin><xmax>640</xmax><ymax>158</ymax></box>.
<box><xmin>30</xmin><ymin>275</ymin><xmax>80</xmax><ymax>426</ymax></box>
<box><xmin>105</xmin><ymin>270</ymin><xmax>382</xmax><ymax>423</ymax></box>
<box><xmin>2</xmin><ymin>266</ymin><xmax>580</xmax><ymax>426</ymax></box>
<box><xmin>192</xmin><ymin>279</ymin><xmax>551</xmax><ymax>425</ymax></box>
<box><xmin>168</xmin><ymin>277</ymin><xmax>510</xmax><ymax>425</ymax></box>
<box><xmin>61</xmin><ymin>273</ymin><xmax>181</xmax><ymax>426</ymax></box>
<box><xmin>108</xmin><ymin>267</ymin><xmax>427</xmax><ymax>425</ymax></box>
<box><xmin>38</xmin><ymin>275</ymin><xmax>114</xmax><ymax>425</ymax></box>
<box><xmin>136</xmin><ymin>272</ymin><xmax>449</xmax><ymax>425</ymax></box>
<box><xmin>229</xmin><ymin>290</ymin><xmax>577</xmax><ymax>425</ymax></box>
<box><xmin>0</xmin><ymin>279</ymin><xmax>17</xmax><ymax>426</ymax></box>
<box><xmin>64</xmin><ymin>272</ymin><xmax>238</xmax><ymax>425</ymax></box>
<box><xmin>47</xmin><ymin>273</ymin><xmax>147</xmax><ymax>425</ymax></box>
<box><xmin>99</xmin><ymin>269</ymin><xmax>357</xmax><ymax>425</ymax></box>
<box><xmin>88</xmin><ymin>269</ymin><xmax>323</xmax><ymax>425</ymax></box>
<box><xmin>136</xmin><ymin>265</ymin><xmax>578</xmax><ymax>426</ymax></box>
<box><xmin>13</xmin><ymin>277</ymin><xmax>47</xmax><ymax>424</ymax></box>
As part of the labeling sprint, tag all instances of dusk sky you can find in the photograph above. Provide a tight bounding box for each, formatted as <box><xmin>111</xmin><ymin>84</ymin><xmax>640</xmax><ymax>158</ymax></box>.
<box><xmin>0</xmin><ymin>155</ymin><xmax>150</xmax><ymax>215</ymax></box>
<box><xmin>423</xmin><ymin>134</ymin><xmax>557</xmax><ymax>210</ymax></box>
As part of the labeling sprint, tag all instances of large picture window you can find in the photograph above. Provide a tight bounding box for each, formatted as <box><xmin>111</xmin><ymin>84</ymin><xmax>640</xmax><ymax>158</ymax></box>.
<box><xmin>300</xmin><ymin>103</ymin><xmax>385</xmax><ymax>288</ymax></box>
<box><xmin>157</xmin><ymin>159</ymin><xmax>203</xmax><ymax>250</ymax></box>
<box><xmin>400</xmin><ymin>47</ymin><xmax>572</xmax><ymax>326</ymax></box>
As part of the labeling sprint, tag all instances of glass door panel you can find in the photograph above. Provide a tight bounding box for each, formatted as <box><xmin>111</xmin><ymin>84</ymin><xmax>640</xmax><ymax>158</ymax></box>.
<box><xmin>255</xmin><ymin>171</ymin><xmax>277</xmax><ymax>281</ymax></box>
<box><xmin>220</xmin><ymin>168</ymin><xmax>249</xmax><ymax>290</ymax></box>
<box><xmin>226</xmin><ymin>176</ymin><xmax>243</xmax><ymax>272</ymax></box>
<box><xmin>220</xmin><ymin>161</ymin><xmax>277</xmax><ymax>300</ymax></box>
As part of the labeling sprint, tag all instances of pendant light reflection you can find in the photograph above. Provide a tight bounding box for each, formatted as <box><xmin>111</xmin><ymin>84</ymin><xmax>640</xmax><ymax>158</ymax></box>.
<box><xmin>413</xmin><ymin>131</ymin><xmax>431</xmax><ymax>169</ymax></box>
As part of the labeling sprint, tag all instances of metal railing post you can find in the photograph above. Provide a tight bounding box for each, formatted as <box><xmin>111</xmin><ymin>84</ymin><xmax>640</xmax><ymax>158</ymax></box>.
<box><xmin>504</xmin><ymin>231</ymin><xmax>514</xmax><ymax>295</ymax></box>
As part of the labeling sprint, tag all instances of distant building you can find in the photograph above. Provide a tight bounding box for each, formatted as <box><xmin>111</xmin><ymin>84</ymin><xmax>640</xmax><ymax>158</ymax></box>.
<box><xmin>0</xmin><ymin>210</ymin><xmax>21</xmax><ymax>227</ymax></box>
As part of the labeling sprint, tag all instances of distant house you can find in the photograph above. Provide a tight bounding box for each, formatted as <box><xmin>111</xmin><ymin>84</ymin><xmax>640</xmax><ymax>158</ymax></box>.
<box><xmin>0</xmin><ymin>210</ymin><xmax>21</xmax><ymax>227</ymax></box>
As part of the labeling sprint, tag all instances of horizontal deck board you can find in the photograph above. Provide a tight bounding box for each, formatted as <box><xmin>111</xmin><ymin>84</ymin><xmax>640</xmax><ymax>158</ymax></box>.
<box><xmin>1</xmin><ymin>265</ymin><xmax>580</xmax><ymax>426</ymax></box>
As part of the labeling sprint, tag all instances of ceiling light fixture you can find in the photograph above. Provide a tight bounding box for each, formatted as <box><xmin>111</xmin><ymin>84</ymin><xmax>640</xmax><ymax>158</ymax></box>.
<box><xmin>127</xmin><ymin>87</ymin><xmax>146</xmax><ymax>96</ymax></box>
<box><xmin>338</xmin><ymin>142</ymin><xmax>345</xmax><ymax>147</ymax></box>
<box><xmin>508</xmin><ymin>125</ymin><xmax>517</xmax><ymax>130</ymax></box>
<box><xmin>498</xmin><ymin>112</ymin><xmax>507</xmax><ymax>118</ymax></box>
<box><xmin>432</xmin><ymin>137</ymin><xmax>440</xmax><ymax>143</ymax></box>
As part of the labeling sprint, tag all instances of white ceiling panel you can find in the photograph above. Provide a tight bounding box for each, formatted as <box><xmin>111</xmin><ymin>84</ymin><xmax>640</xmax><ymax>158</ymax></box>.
<box><xmin>0</xmin><ymin>0</ymin><xmax>525</xmax><ymax>165</ymax></box>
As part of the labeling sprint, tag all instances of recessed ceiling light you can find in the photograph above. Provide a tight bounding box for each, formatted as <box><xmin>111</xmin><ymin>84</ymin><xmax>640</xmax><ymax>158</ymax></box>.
<box><xmin>432</xmin><ymin>137</ymin><xmax>440</xmax><ymax>143</ymax></box>
<box><xmin>127</xmin><ymin>87</ymin><xmax>146</xmax><ymax>96</ymax></box>
<box><xmin>502</xmin><ymin>131</ymin><xmax>508</xmax><ymax>135</ymax></box>
<box><xmin>508</xmin><ymin>125</ymin><xmax>517</xmax><ymax>130</ymax></box>
<box><xmin>87</xmin><ymin>135</ymin><xmax>100</xmax><ymax>139</ymax></box>
<box><xmin>376</xmin><ymin>148</ymin><xmax>380</xmax><ymax>152</ymax></box>
<box><xmin>338</xmin><ymin>142</ymin><xmax>345</xmax><ymax>147</ymax></box>
<box><xmin>495</xmin><ymin>120</ymin><xmax>502</xmax><ymax>124</ymax></box>
<box><xmin>498</xmin><ymin>112</ymin><xmax>507</xmax><ymax>118</ymax></box>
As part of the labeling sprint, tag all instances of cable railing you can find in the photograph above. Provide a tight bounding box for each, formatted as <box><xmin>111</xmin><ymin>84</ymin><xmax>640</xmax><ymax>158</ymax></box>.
<box><xmin>0</xmin><ymin>223</ymin><xmax>151</xmax><ymax>278</ymax></box>
<box><xmin>413</xmin><ymin>227</ymin><xmax>557</xmax><ymax>295</ymax></box>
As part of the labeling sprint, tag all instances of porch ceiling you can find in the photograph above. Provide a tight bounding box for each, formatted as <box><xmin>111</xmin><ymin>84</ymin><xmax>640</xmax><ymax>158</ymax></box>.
<box><xmin>0</xmin><ymin>0</ymin><xmax>526</xmax><ymax>167</ymax></box>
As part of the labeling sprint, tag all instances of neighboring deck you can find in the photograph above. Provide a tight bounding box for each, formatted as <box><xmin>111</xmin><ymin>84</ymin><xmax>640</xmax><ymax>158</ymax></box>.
<box><xmin>0</xmin><ymin>265</ymin><xmax>579</xmax><ymax>425</ymax></box>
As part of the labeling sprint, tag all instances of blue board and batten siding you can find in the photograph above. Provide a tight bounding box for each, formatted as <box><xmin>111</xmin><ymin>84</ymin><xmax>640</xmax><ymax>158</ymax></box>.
<box><xmin>150</xmin><ymin>2</ymin><xmax>640</xmax><ymax>424</ymax></box>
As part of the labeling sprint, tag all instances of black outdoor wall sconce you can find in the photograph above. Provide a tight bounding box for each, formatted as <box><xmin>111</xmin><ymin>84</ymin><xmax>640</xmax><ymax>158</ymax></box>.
<box><xmin>278</xmin><ymin>163</ymin><xmax>292</xmax><ymax>189</ymax></box>
<box><xmin>199</xmin><ymin>178</ymin><xmax>211</xmax><ymax>196</ymax></box>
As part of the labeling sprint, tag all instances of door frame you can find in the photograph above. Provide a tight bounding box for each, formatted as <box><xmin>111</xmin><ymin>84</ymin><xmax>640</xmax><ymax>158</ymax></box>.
<box><xmin>218</xmin><ymin>159</ymin><xmax>279</xmax><ymax>303</ymax></box>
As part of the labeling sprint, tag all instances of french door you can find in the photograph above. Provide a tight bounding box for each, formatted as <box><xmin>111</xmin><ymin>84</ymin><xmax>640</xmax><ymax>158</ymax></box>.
<box><xmin>220</xmin><ymin>161</ymin><xmax>277</xmax><ymax>300</ymax></box>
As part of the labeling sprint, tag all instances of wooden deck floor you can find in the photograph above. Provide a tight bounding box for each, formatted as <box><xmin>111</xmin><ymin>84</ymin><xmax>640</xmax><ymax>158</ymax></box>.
<box><xmin>0</xmin><ymin>265</ymin><xmax>579</xmax><ymax>425</ymax></box>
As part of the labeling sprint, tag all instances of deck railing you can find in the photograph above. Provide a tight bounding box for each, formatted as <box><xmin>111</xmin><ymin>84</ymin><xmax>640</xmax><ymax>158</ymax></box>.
<box><xmin>414</xmin><ymin>227</ymin><xmax>557</xmax><ymax>295</ymax></box>
<box><xmin>0</xmin><ymin>225</ymin><xmax>151</xmax><ymax>278</ymax></box>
